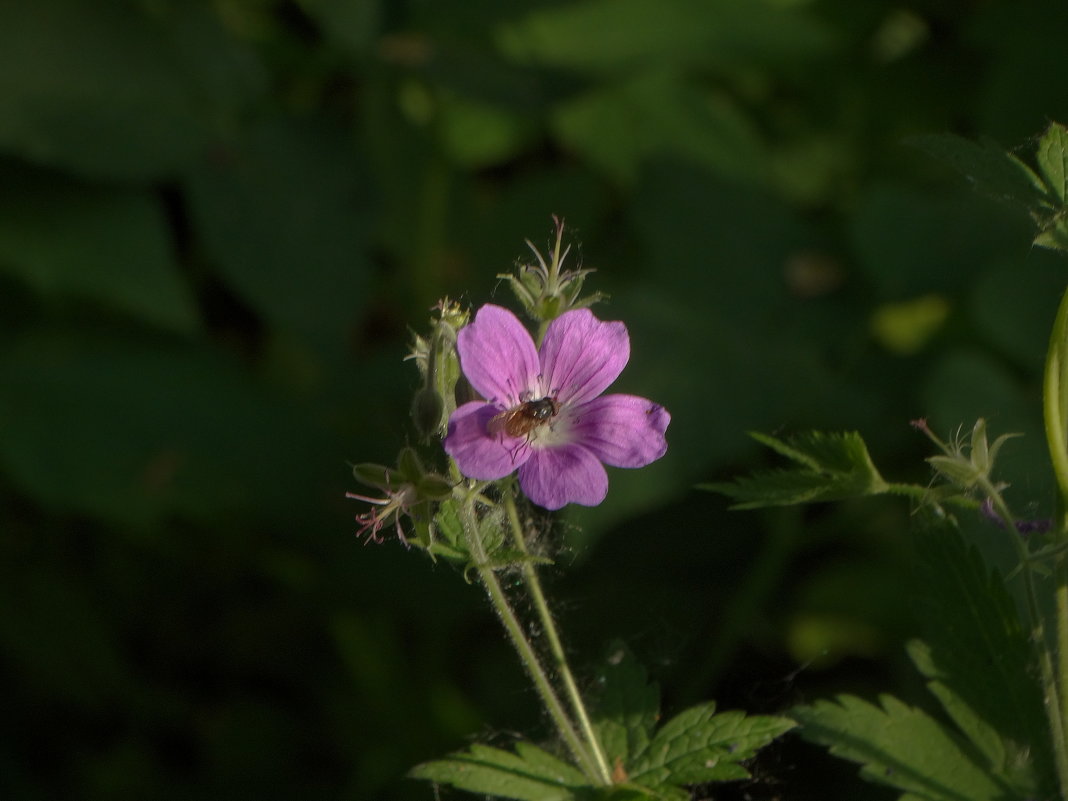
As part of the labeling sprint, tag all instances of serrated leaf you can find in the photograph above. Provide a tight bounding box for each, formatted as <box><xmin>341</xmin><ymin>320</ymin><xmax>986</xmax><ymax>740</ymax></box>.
<box><xmin>910</xmin><ymin>528</ymin><xmax>1053</xmax><ymax>796</ymax></box>
<box><xmin>409</xmin><ymin>742</ymin><xmax>589</xmax><ymax>801</ymax></box>
<box><xmin>629</xmin><ymin>703</ymin><xmax>795</xmax><ymax>786</ymax></box>
<box><xmin>591</xmin><ymin>643</ymin><xmax>660</xmax><ymax>770</ymax></box>
<box><xmin>907</xmin><ymin>642</ymin><xmax>1006</xmax><ymax>774</ymax></box>
<box><xmin>704</xmin><ymin>431</ymin><xmax>889</xmax><ymax>509</ymax></box>
<box><xmin>792</xmin><ymin>694</ymin><xmax>1005</xmax><ymax>801</ymax></box>
<box><xmin>908</xmin><ymin>133</ymin><xmax>1051</xmax><ymax>213</ymax></box>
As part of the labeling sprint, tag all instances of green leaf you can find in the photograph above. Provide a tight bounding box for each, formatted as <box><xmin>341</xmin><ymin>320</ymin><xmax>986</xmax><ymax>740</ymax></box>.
<box><xmin>184</xmin><ymin>116</ymin><xmax>373</xmax><ymax>347</ymax></box>
<box><xmin>628</xmin><ymin>703</ymin><xmax>795</xmax><ymax>786</ymax></box>
<box><xmin>703</xmin><ymin>431</ymin><xmax>889</xmax><ymax>509</ymax></box>
<box><xmin>409</xmin><ymin>742</ymin><xmax>589</xmax><ymax>801</ymax></box>
<box><xmin>295</xmin><ymin>0</ymin><xmax>381</xmax><ymax>52</ymax></box>
<box><xmin>0</xmin><ymin>0</ymin><xmax>264</xmax><ymax>180</ymax></box>
<box><xmin>908</xmin><ymin>642</ymin><xmax>1006</xmax><ymax>775</ymax></box>
<box><xmin>0</xmin><ymin>329</ymin><xmax>334</xmax><ymax>528</ymax></box>
<box><xmin>551</xmin><ymin>70</ymin><xmax>765</xmax><ymax>185</ymax></box>
<box><xmin>910</xmin><ymin>126</ymin><xmax>1068</xmax><ymax>255</ymax></box>
<box><xmin>414</xmin><ymin>645</ymin><xmax>793</xmax><ymax>800</ymax></box>
<box><xmin>1034</xmin><ymin>122</ymin><xmax>1068</xmax><ymax>251</ymax></box>
<box><xmin>1033</xmin><ymin>215</ymin><xmax>1068</xmax><ymax>252</ymax></box>
<box><xmin>438</xmin><ymin>93</ymin><xmax>539</xmax><ymax>169</ymax></box>
<box><xmin>908</xmin><ymin>133</ymin><xmax>1051</xmax><ymax>214</ymax></box>
<box><xmin>1036</xmin><ymin>122</ymin><xmax>1068</xmax><ymax>204</ymax></box>
<box><xmin>591</xmin><ymin>643</ymin><xmax>660</xmax><ymax>771</ymax></box>
<box><xmin>496</xmin><ymin>0</ymin><xmax>833</xmax><ymax>74</ymax></box>
<box><xmin>910</xmin><ymin>527</ymin><xmax>1054</xmax><ymax>797</ymax></box>
<box><xmin>0</xmin><ymin>164</ymin><xmax>198</xmax><ymax>334</ymax></box>
<box><xmin>792</xmin><ymin>694</ymin><xmax>1005</xmax><ymax>801</ymax></box>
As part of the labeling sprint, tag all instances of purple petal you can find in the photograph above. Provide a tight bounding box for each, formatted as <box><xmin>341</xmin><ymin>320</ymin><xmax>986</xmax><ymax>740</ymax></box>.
<box><xmin>540</xmin><ymin>309</ymin><xmax>629</xmax><ymax>406</ymax></box>
<box><xmin>457</xmin><ymin>305</ymin><xmax>540</xmax><ymax>406</ymax></box>
<box><xmin>568</xmin><ymin>394</ymin><xmax>670</xmax><ymax>468</ymax></box>
<box><xmin>518</xmin><ymin>445</ymin><xmax>608</xmax><ymax>509</ymax></box>
<box><xmin>444</xmin><ymin>401</ymin><xmax>533</xmax><ymax>480</ymax></box>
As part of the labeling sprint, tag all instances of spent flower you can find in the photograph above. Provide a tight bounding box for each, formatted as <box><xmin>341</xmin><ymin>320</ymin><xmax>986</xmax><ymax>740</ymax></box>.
<box><xmin>443</xmin><ymin>304</ymin><xmax>670</xmax><ymax>510</ymax></box>
<box><xmin>912</xmin><ymin>417</ymin><xmax>1019</xmax><ymax>492</ymax></box>
<box><xmin>348</xmin><ymin>449</ymin><xmax>451</xmax><ymax>545</ymax></box>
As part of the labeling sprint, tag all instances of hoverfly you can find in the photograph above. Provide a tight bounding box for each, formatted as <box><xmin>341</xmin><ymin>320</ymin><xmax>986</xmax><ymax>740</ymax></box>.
<box><xmin>488</xmin><ymin>395</ymin><xmax>560</xmax><ymax>439</ymax></box>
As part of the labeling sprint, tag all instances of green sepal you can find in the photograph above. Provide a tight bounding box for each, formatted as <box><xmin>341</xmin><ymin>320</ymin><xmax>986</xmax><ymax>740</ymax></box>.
<box><xmin>417</xmin><ymin>473</ymin><xmax>453</xmax><ymax>500</ymax></box>
<box><xmin>397</xmin><ymin>447</ymin><xmax>424</xmax><ymax>483</ymax></box>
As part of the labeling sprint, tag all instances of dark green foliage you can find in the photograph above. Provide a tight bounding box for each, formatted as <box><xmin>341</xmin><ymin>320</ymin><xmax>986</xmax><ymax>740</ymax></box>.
<box><xmin>412</xmin><ymin>645</ymin><xmax>794</xmax><ymax>800</ymax></box>
<box><xmin>791</xmin><ymin>526</ymin><xmax>1055</xmax><ymax>801</ymax></box>
<box><xmin>706</xmin><ymin>431</ymin><xmax>890</xmax><ymax>508</ymax></box>
<box><xmin>3</xmin><ymin>0</ymin><xmax>1068</xmax><ymax>798</ymax></box>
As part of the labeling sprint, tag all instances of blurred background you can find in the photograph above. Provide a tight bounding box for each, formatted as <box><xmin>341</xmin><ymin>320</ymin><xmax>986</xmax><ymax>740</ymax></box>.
<box><xmin>2</xmin><ymin>0</ymin><xmax>1068</xmax><ymax>798</ymax></box>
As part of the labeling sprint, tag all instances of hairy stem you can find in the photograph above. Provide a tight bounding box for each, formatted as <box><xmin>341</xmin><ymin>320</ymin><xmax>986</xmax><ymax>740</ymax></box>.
<box><xmin>503</xmin><ymin>489</ymin><xmax>613</xmax><ymax>784</ymax></box>
<box><xmin>453</xmin><ymin>481</ymin><xmax>602</xmax><ymax>781</ymax></box>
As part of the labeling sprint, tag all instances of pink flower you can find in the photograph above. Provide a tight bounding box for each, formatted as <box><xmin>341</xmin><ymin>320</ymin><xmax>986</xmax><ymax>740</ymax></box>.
<box><xmin>443</xmin><ymin>304</ymin><xmax>670</xmax><ymax>510</ymax></box>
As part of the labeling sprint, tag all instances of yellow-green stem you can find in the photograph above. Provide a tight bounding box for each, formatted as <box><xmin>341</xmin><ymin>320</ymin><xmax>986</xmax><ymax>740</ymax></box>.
<box><xmin>453</xmin><ymin>482</ymin><xmax>602</xmax><ymax>781</ymax></box>
<box><xmin>503</xmin><ymin>489</ymin><xmax>613</xmax><ymax>785</ymax></box>
<box><xmin>1043</xmin><ymin>284</ymin><xmax>1068</xmax><ymax>800</ymax></box>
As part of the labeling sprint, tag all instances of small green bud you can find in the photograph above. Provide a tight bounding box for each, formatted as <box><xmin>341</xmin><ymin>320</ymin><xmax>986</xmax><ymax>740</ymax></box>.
<box><xmin>410</xmin><ymin>386</ymin><xmax>445</xmax><ymax>438</ymax></box>
<box><xmin>353</xmin><ymin>462</ymin><xmax>402</xmax><ymax>490</ymax></box>
<box><xmin>497</xmin><ymin>216</ymin><xmax>606</xmax><ymax>326</ymax></box>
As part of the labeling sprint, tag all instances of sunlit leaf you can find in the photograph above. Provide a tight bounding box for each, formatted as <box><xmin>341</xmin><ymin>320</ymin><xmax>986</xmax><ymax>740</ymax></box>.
<box><xmin>628</xmin><ymin>703</ymin><xmax>794</xmax><ymax>786</ymax></box>
<box><xmin>792</xmin><ymin>694</ymin><xmax>1004</xmax><ymax>801</ymax></box>
<box><xmin>704</xmin><ymin>431</ymin><xmax>890</xmax><ymax>509</ymax></box>
<box><xmin>410</xmin><ymin>742</ymin><xmax>588</xmax><ymax>801</ymax></box>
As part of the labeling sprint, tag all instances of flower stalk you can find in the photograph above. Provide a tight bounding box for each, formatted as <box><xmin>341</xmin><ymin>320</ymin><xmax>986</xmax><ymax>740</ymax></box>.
<box><xmin>451</xmin><ymin>473</ymin><xmax>606</xmax><ymax>783</ymax></box>
<box><xmin>501</xmin><ymin>487</ymin><xmax>613</xmax><ymax>784</ymax></box>
<box><xmin>1044</xmin><ymin>284</ymin><xmax>1068</xmax><ymax>800</ymax></box>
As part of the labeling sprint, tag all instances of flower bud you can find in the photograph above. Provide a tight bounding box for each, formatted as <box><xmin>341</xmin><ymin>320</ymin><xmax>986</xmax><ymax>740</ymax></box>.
<box><xmin>352</xmin><ymin>462</ymin><xmax>404</xmax><ymax>491</ymax></box>
<box><xmin>497</xmin><ymin>216</ymin><xmax>605</xmax><ymax>325</ymax></box>
<box><xmin>410</xmin><ymin>386</ymin><xmax>445</xmax><ymax>438</ymax></box>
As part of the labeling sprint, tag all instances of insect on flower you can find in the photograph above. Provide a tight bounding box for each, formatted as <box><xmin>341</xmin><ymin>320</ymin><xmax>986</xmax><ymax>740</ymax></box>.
<box><xmin>488</xmin><ymin>395</ymin><xmax>561</xmax><ymax>439</ymax></box>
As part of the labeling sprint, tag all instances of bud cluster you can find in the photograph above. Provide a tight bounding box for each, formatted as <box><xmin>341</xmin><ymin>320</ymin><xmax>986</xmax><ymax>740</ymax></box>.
<box><xmin>407</xmin><ymin>298</ymin><xmax>467</xmax><ymax>439</ymax></box>
<box><xmin>498</xmin><ymin>215</ymin><xmax>605</xmax><ymax>326</ymax></box>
